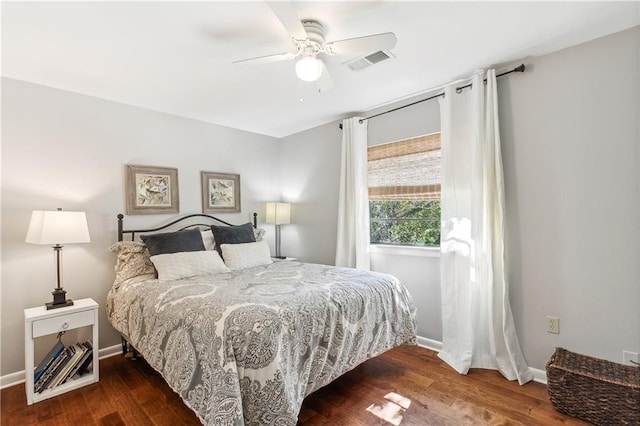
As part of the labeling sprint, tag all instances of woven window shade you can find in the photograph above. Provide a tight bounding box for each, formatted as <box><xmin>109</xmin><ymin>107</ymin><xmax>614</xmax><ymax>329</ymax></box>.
<box><xmin>368</xmin><ymin>133</ymin><xmax>441</xmax><ymax>201</ymax></box>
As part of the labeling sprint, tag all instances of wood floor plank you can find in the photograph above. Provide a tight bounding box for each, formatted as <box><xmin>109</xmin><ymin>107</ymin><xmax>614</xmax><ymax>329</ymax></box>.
<box><xmin>2</xmin><ymin>345</ymin><xmax>589</xmax><ymax>425</ymax></box>
<box><xmin>34</xmin><ymin>398</ymin><xmax>65</xmax><ymax>425</ymax></box>
<box><xmin>81</xmin><ymin>383</ymin><xmax>119</xmax><ymax>421</ymax></box>
<box><xmin>56</xmin><ymin>385</ymin><xmax>96</xmax><ymax>425</ymax></box>
<box><xmin>0</xmin><ymin>384</ymin><xmax>39</xmax><ymax>425</ymax></box>
<box><xmin>466</xmin><ymin>368</ymin><xmax>551</xmax><ymax>402</ymax></box>
<box><xmin>449</xmin><ymin>399</ymin><xmax>528</xmax><ymax>426</ymax></box>
<box><xmin>528</xmin><ymin>405</ymin><xmax>593</xmax><ymax>425</ymax></box>
<box><xmin>100</xmin><ymin>367</ymin><xmax>156</xmax><ymax>424</ymax></box>
<box><xmin>96</xmin><ymin>411</ymin><xmax>127</xmax><ymax>426</ymax></box>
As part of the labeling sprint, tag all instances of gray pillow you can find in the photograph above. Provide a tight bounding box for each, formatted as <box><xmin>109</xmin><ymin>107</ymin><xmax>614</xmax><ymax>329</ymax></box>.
<box><xmin>141</xmin><ymin>229</ymin><xmax>205</xmax><ymax>256</ymax></box>
<box><xmin>210</xmin><ymin>223</ymin><xmax>255</xmax><ymax>258</ymax></box>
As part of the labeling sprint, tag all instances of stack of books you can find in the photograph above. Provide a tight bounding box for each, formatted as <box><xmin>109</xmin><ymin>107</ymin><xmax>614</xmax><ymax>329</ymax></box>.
<box><xmin>33</xmin><ymin>340</ymin><xmax>93</xmax><ymax>393</ymax></box>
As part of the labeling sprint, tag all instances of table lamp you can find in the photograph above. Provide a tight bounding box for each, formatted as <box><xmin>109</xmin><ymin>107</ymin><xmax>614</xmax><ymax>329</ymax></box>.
<box><xmin>265</xmin><ymin>202</ymin><xmax>291</xmax><ymax>259</ymax></box>
<box><xmin>25</xmin><ymin>209</ymin><xmax>90</xmax><ymax>310</ymax></box>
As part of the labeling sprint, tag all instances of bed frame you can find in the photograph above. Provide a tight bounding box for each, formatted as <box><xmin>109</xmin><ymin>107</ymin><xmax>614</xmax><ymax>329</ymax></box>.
<box><xmin>115</xmin><ymin>212</ymin><xmax>258</xmax><ymax>357</ymax></box>
<box><xmin>117</xmin><ymin>212</ymin><xmax>258</xmax><ymax>242</ymax></box>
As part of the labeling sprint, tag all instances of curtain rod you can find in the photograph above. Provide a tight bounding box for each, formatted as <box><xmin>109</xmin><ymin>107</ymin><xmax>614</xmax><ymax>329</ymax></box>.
<box><xmin>339</xmin><ymin>64</ymin><xmax>525</xmax><ymax>129</ymax></box>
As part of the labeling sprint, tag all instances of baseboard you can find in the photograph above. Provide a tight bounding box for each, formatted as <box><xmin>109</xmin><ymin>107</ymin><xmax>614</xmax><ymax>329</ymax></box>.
<box><xmin>98</xmin><ymin>343</ymin><xmax>123</xmax><ymax>360</ymax></box>
<box><xmin>0</xmin><ymin>344</ymin><xmax>122</xmax><ymax>390</ymax></box>
<box><xmin>414</xmin><ymin>335</ymin><xmax>547</xmax><ymax>385</ymax></box>
<box><xmin>530</xmin><ymin>366</ymin><xmax>547</xmax><ymax>384</ymax></box>
<box><xmin>0</xmin><ymin>370</ymin><xmax>26</xmax><ymax>390</ymax></box>
<box><xmin>416</xmin><ymin>335</ymin><xmax>443</xmax><ymax>352</ymax></box>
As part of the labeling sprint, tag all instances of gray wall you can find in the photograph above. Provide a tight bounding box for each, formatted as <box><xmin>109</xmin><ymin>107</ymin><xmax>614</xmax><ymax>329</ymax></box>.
<box><xmin>281</xmin><ymin>26</ymin><xmax>640</xmax><ymax>370</ymax></box>
<box><xmin>500</xmin><ymin>27</ymin><xmax>640</xmax><ymax>369</ymax></box>
<box><xmin>1</xmin><ymin>78</ymin><xmax>281</xmax><ymax>376</ymax></box>
<box><xmin>279</xmin><ymin>122</ymin><xmax>343</xmax><ymax>266</ymax></box>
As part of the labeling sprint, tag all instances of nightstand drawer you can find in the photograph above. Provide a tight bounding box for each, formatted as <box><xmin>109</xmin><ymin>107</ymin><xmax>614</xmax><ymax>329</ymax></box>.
<box><xmin>32</xmin><ymin>310</ymin><xmax>94</xmax><ymax>338</ymax></box>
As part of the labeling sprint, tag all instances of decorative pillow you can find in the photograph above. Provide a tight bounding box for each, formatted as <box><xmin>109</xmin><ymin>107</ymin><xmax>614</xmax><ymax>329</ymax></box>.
<box><xmin>150</xmin><ymin>251</ymin><xmax>230</xmax><ymax>281</ymax></box>
<box><xmin>253</xmin><ymin>227</ymin><xmax>266</xmax><ymax>242</ymax></box>
<box><xmin>201</xmin><ymin>230</ymin><xmax>216</xmax><ymax>251</ymax></box>
<box><xmin>109</xmin><ymin>241</ymin><xmax>156</xmax><ymax>288</ymax></box>
<box><xmin>202</xmin><ymin>227</ymin><xmax>265</xmax><ymax>251</ymax></box>
<box><xmin>220</xmin><ymin>240</ymin><xmax>273</xmax><ymax>270</ymax></box>
<box><xmin>141</xmin><ymin>229</ymin><xmax>205</xmax><ymax>256</ymax></box>
<box><xmin>210</xmin><ymin>223</ymin><xmax>255</xmax><ymax>257</ymax></box>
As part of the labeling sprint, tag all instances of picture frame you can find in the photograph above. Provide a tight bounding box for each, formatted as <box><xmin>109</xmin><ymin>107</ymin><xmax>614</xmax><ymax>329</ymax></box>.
<box><xmin>201</xmin><ymin>171</ymin><xmax>241</xmax><ymax>213</ymax></box>
<box><xmin>126</xmin><ymin>165</ymin><xmax>179</xmax><ymax>215</ymax></box>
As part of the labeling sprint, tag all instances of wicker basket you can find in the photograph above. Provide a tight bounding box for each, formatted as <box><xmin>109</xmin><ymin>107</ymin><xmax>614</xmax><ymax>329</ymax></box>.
<box><xmin>546</xmin><ymin>347</ymin><xmax>640</xmax><ymax>425</ymax></box>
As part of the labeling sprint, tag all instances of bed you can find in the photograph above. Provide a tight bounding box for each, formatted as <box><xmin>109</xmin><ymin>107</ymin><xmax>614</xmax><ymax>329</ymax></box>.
<box><xmin>106</xmin><ymin>213</ymin><xmax>417</xmax><ymax>426</ymax></box>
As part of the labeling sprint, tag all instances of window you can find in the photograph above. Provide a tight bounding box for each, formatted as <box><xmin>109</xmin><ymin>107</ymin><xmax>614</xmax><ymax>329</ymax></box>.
<box><xmin>368</xmin><ymin>133</ymin><xmax>441</xmax><ymax>246</ymax></box>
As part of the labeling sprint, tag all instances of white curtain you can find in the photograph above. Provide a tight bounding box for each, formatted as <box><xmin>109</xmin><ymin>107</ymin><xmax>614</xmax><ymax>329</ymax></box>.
<box><xmin>438</xmin><ymin>70</ymin><xmax>532</xmax><ymax>384</ymax></box>
<box><xmin>335</xmin><ymin>117</ymin><xmax>370</xmax><ymax>270</ymax></box>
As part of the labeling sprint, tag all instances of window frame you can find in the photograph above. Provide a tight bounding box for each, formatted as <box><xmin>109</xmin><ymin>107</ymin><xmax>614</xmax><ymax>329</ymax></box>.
<box><xmin>368</xmin><ymin>132</ymin><xmax>442</xmax><ymax>248</ymax></box>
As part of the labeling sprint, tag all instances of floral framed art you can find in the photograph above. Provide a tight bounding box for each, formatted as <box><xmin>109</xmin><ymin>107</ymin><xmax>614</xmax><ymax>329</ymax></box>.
<box><xmin>201</xmin><ymin>171</ymin><xmax>241</xmax><ymax>213</ymax></box>
<box><xmin>126</xmin><ymin>165</ymin><xmax>179</xmax><ymax>215</ymax></box>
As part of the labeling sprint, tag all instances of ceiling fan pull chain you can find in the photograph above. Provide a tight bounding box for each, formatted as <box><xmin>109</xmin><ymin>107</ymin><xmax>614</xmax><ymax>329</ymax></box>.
<box><xmin>299</xmin><ymin>80</ymin><xmax>305</xmax><ymax>103</ymax></box>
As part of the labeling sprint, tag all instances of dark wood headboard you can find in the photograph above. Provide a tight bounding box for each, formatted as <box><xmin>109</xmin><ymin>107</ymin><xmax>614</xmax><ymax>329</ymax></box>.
<box><xmin>117</xmin><ymin>212</ymin><xmax>258</xmax><ymax>241</ymax></box>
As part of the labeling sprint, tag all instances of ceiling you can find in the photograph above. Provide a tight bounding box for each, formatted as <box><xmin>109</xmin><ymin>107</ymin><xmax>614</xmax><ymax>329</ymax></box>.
<box><xmin>2</xmin><ymin>2</ymin><xmax>638</xmax><ymax>138</ymax></box>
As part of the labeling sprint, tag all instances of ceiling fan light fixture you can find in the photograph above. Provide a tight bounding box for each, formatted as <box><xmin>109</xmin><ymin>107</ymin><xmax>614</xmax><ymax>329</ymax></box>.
<box><xmin>296</xmin><ymin>56</ymin><xmax>322</xmax><ymax>82</ymax></box>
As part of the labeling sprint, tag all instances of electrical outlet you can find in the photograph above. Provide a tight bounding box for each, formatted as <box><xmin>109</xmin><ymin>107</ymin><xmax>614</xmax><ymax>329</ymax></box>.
<box><xmin>546</xmin><ymin>316</ymin><xmax>559</xmax><ymax>334</ymax></box>
<box><xmin>623</xmin><ymin>351</ymin><xmax>639</xmax><ymax>367</ymax></box>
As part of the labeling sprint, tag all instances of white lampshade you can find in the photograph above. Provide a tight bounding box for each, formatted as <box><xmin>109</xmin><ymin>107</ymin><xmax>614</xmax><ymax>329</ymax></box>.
<box><xmin>295</xmin><ymin>56</ymin><xmax>322</xmax><ymax>82</ymax></box>
<box><xmin>26</xmin><ymin>210</ymin><xmax>91</xmax><ymax>245</ymax></box>
<box><xmin>265</xmin><ymin>202</ymin><xmax>291</xmax><ymax>225</ymax></box>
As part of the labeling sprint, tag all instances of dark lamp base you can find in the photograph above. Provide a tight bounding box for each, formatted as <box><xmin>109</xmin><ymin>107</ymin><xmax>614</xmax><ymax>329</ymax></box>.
<box><xmin>46</xmin><ymin>288</ymin><xmax>74</xmax><ymax>310</ymax></box>
<box><xmin>274</xmin><ymin>256</ymin><xmax>286</xmax><ymax>259</ymax></box>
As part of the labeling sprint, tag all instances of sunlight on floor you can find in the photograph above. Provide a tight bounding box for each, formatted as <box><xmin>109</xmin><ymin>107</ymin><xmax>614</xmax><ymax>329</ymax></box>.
<box><xmin>366</xmin><ymin>392</ymin><xmax>412</xmax><ymax>426</ymax></box>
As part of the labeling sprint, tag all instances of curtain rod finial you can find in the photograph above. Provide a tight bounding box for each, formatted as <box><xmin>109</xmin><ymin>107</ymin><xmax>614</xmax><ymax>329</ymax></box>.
<box><xmin>515</xmin><ymin>64</ymin><xmax>525</xmax><ymax>73</ymax></box>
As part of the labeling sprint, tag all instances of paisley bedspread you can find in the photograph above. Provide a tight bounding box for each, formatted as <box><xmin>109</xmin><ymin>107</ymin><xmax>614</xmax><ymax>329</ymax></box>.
<box><xmin>106</xmin><ymin>261</ymin><xmax>416</xmax><ymax>425</ymax></box>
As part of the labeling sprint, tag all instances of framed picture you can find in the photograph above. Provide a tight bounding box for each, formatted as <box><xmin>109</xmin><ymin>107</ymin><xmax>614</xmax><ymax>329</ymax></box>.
<box><xmin>201</xmin><ymin>171</ymin><xmax>241</xmax><ymax>213</ymax></box>
<box><xmin>126</xmin><ymin>165</ymin><xmax>179</xmax><ymax>215</ymax></box>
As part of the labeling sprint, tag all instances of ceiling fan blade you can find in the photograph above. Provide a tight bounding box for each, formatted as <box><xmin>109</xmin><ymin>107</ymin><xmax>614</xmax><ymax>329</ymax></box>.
<box><xmin>324</xmin><ymin>32</ymin><xmax>397</xmax><ymax>55</ymax></box>
<box><xmin>267</xmin><ymin>1</ymin><xmax>307</xmax><ymax>40</ymax></box>
<box><xmin>233</xmin><ymin>51</ymin><xmax>297</xmax><ymax>65</ymax></box>
<box><xmin>316</xmin><ymin>60</ymin><xmax>334</xmax><ymax>93</ymax></box>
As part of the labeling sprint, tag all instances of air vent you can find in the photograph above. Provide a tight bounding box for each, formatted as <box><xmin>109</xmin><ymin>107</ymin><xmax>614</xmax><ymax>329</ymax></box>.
<box><xmin>366</xmin><ymin>50</ymin><xmax>392</xmax><ymax>64</ymax></box>
<box><xmin>345</xmin><ymin>50</ymin><xmax>395</xmax><ymax>71</ymax></box>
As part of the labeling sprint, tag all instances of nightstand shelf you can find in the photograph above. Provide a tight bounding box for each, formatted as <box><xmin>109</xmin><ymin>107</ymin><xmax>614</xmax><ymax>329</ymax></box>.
<box><xmin>24</xmin><ymin>298</ymin><xmax>99</xmax><ymax>405</ymax></box>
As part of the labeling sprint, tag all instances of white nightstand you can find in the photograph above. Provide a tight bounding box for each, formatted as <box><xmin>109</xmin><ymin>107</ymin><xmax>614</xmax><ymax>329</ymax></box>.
<box><xmin>272</xmin><ymin>257</ymin><xmax>298</xmax><ymax>262</ymax></box>
<box><xmin>24</xmin><ymin>298</ymin><xmax>99</xmax><ymax>405</ymax></box>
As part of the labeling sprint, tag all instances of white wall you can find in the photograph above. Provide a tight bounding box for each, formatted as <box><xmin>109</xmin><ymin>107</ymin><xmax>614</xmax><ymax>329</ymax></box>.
<box><xmin>370</xmin><ymin>247</ymin><xmax>442</xmax><ymax>341</ymax></box>
<box><xmin>280</xmin><ymin>26</ymin><xmax>640</xmax><ymax>370</ymax></box>
<box><xmin>1</xmin><ymin>78</ymin><xmax>281</xmax><ymax>376</ymax></box>
<box><xmin>499</xmin><ymin>26</ymin><xmax>640</xmax><ymax>369</ymax></box>
<box><xmin>279</xmin><ymin>122</ymin><xmax>343</xmax><ymax>266</ymax></box>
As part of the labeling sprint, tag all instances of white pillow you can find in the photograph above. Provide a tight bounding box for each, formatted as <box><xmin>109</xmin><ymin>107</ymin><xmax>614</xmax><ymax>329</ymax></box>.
<box><xmin>200</xmin><ymin>230</ymin><xmax>216</xmax><ymax>251</ymax></box>
<box><xmin>201</xmin><ymin>227</ymin><xmax>266</xmax><ymax>251</ymax></box>
<box><xmin>150</xmin><ymin>251</ymin><xmax>229</xmax><ymax>281</ymax></box>
<box><xmin>220</xmin><ymin>240</ymin><xmax>273</xmax><ymax>270</ymax></box>
<box><xmin>253</xmin><ymin>227</ymin><xmax>266</xmax><ymax>242</ymax></box>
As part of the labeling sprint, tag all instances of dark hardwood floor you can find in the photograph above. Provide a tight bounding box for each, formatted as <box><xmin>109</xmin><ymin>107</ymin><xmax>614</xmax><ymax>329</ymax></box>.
<box><xmin>1</xmin><ymin>345</ymin><xmax>589</xmax><ymax>425</ymax></box>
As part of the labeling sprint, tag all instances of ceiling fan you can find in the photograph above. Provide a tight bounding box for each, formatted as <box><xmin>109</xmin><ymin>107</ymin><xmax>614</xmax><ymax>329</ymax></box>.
<box><xmin>233</xmin><ymin>2</ymin><xmax>397</xmax><ymax>88</ymax></box>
